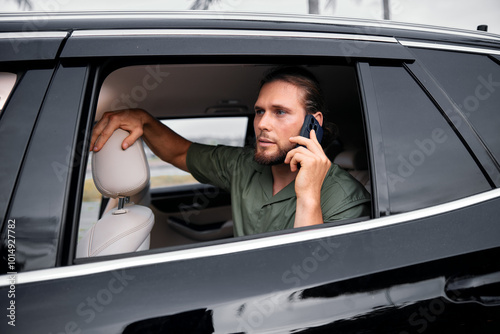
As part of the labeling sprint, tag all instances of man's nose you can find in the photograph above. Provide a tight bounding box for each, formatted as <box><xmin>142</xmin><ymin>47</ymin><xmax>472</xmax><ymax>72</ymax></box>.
<box><xmin>256</xmin><ymin>111</ymin><xmax>272</xmax><ymax>131</ymax></box>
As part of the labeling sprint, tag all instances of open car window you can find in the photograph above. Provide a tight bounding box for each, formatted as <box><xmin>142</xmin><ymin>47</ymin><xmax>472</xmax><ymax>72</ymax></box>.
<box><xmin>77</xmin><ymin>62</ymin><xmax>370</xmax><ymax>259</ymax></box>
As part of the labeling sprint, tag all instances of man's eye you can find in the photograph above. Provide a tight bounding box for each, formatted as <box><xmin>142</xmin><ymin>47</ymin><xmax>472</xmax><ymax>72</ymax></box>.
<box><xmin>276</xmin><ymin>110</ymin><xmax>286</xmax><ymax>115</ymax></box>
<box><xmin>255</xmin><ymin>109</ymin><xmax>264</xmax><ymax>115</ymax></box>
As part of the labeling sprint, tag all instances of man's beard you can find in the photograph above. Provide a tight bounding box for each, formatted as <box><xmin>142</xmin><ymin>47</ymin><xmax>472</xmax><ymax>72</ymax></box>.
<box><xmin>253</xmin><ymin>144</ymin><xmax>292</xmax><ymax>166</ymax></box>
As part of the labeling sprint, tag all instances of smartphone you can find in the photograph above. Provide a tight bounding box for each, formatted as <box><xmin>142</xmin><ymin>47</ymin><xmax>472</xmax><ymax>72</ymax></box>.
<box><xmin>298</xmin><ymin>114</ymin><xmax>323</xmax><ymax>146</ymax></box>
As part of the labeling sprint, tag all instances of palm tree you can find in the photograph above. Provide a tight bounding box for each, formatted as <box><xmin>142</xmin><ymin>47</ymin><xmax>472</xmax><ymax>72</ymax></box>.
<box><xmin>308</xmin><ymin>0</ymin><xmax>320</xmax><ymax>14</ymax></box>
<box><xmin>383</xmin><ymin>0</ymin><xmax>390</xmax><ymax>20</ymax></box>
<box><xmin>191</xmin><ymin>0</ymin><xmax>335</xmax><ymax>14</ymax></box>
<box><xmin>310</xmin><ymin>0</ymin><xmax>337</xmax><ymax>15</ymax></box>
<box><xmin>190</xmin><ymin>0</ymin><xmax>219</xmax><ymax>10</ymax></box>
<box><xmin>189</xmin><ymin>0</ymin><xmax>388</xmax><ymax>19</ymax></box>
<box><xmin>15</xmin><ymin>0</ymin><xmax>33</xmax><ymax>10</ymax></box>
<box><xmin>324</xmin><ymin>0</ymin><xmax>337</xmax><ymax>14</ymax></box>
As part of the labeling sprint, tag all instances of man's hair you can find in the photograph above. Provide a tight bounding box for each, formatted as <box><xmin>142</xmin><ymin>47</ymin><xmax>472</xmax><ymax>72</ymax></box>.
<box><xmin>259</xmin><ymin>66</ymin><xmax>339</xmax><ymax>143</ymax></box>
<box><xmin>259</xmin><ymin>66</ymin><xmax>327</xmax><ymax>116</ymax></box>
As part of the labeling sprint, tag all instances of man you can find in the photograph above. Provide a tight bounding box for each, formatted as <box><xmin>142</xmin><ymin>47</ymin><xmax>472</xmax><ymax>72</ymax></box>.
<box><xmin>90</xmin><ymin>66</ymin><xmax>370</xmax><ymax>236</ymax></box>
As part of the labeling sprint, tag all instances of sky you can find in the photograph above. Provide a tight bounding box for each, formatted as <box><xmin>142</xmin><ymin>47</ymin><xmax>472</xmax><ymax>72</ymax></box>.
<box><xmin>2</xmin><ymin>0</ymin><xmax>500</xmax><ymax>35</ymax></box>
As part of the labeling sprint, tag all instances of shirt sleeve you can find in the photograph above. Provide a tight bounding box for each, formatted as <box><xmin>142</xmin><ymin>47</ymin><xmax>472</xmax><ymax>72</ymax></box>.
<box><xmin>186</xmin><ymin>143</ymin><xmax>244</xmax><ymax>192</ymax></box>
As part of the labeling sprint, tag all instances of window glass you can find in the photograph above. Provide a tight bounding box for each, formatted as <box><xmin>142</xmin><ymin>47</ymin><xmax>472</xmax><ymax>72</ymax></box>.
<box><xmin>411</xmin><ymin>49</ymin><xmax>500</xmax><ymax>164</ymax></box>
<box><xmin>370</xmin><ymin>65</ymin><xmax>490</xmax><ymax>214</ymax></box>
<box><xmin>148</xmin><ymin>117</ymin><xmax>248</xmax><ymax>188</ymax></box>
<box><xmin>0</xmin><ymin>72</ymin><xmax>17</xmax><ymax>113</ymax></box>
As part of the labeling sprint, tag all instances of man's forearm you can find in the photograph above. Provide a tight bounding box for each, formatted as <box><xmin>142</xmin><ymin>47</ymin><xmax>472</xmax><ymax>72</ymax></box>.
<box><xmin>294</xmin><ymin>196</ymin><xmax>324</xmax><ymax>228</ymax></box>
<box><xmin>141</xmin><ymin>113</ymin><xmax>192</xmax><ymax>172</ymax></box>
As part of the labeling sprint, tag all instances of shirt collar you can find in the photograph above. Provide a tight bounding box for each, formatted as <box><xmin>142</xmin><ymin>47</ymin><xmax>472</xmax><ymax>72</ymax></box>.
<box><xmin>248</xmin><ymin>147</ymin><xmax>297</xmax><ymax>203</ymax></box>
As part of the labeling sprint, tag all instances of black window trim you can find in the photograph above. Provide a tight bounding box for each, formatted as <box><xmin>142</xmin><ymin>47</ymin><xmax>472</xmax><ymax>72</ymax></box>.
<box><xmin>0</xmin><ymin>31</ymin><xmax>68</xmax><ymax>62</ymax></box>
<box><xmin>356</xmin><ymin>62</ymin><xmax>387</xmax><ymax>217</ymax></box>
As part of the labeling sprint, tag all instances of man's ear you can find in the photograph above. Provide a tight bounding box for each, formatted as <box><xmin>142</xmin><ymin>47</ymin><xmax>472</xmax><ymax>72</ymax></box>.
<box><xmin>313</xmin><ymin>112</ymin><xmax>323</xmax><ymax>126</ymax></box>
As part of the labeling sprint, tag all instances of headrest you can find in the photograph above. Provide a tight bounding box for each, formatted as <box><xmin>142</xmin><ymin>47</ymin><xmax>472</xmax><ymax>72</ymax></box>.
<box><xmin>92</xmin><ymin>129</ymin><xmax>150</xmax><ymax>198</ymax></box>
<box><xmin>333</xmin><ymin>149</ymin><xmax>368</xmax><ymax>170</ymax></box>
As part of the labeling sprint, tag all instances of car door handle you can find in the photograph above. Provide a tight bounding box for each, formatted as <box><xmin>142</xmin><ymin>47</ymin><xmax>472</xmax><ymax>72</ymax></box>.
<box><xmin>445</xmin><ymin>271</ymin><xmax>500</xmax><ymax>306</ymax></box>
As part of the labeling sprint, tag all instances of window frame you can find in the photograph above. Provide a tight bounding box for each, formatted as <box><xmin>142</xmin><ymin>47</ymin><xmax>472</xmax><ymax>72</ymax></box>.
<box><xmin>67</xmin><ymin>26</ymin><xmax>418</xmax><ymax>266</ymax></box>
<box><xmin>75</xmin><ymin>57</ymin><xmax>373</xmax><ymax>263</ymax></box>
<box><xmin>65</xmin><ymin>29</ymin><xmax>415</xmax><ymax>265</ymax></box>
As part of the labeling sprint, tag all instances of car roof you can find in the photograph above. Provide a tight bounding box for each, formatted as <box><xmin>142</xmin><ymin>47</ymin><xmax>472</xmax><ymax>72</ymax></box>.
<box><xmin>3</xmin><ymin>11</ymin><xmax>498</xmax><ymax>121</ymax></box>
<box><xmin>1</xmin><ymin>11</ymin><xmax>500</xmax><ymax>48</ymax></box>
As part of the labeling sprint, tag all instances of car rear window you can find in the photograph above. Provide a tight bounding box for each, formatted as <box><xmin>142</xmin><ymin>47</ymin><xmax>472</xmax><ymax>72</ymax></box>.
<box><xmin>411</xmin><ymin>49</ymin><xmax>500</xmax><ymax>166</ymax></box>
<box><xmin>370</xmin><ymin>65</ymin><xmax>490</xmax><ymax>214</ymax></box>
<box><xmin>0</xmin><ymin>72</ymin><xmax>17</xmax><ymax>113</ymax></box>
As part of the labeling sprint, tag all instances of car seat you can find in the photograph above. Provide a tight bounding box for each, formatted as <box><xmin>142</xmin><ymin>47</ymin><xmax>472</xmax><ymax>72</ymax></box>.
<box><xmin>76</xmin><ymin>129</ymin><xmax>155</xmax><ymax>257</ymax></box>
<box><xmin>333</xmin><ymin>148</ymin><xmax>371</xmax><ymax>193</ymax></box>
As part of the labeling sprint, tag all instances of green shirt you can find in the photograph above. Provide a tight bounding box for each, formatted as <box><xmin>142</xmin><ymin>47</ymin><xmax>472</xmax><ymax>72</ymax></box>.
<box><xmin>186</xmin><ymin>143</ymin><xmax>370</xmax><ymax>236</ymax></box>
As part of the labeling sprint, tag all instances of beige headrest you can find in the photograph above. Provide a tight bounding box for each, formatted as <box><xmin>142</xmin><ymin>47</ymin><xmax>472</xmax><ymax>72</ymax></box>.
<box><xmin>92</xmin><ymin>129</ymin><xmax>150</xmax><ymax>198</ymax></box>
<box><xmin>334</xmin><ymin>149</ymin><xmax>368</xmax><ymax>170</ymax></box>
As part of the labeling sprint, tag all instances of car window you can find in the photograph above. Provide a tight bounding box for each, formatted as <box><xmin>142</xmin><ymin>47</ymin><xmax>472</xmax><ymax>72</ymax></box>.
<box><xmin>411</xmin><ymin>49</ymin><xmax>500</xmax><ymax>165</ymax></box>
<box><xmin>77</xmin><ymin>62</ymin><xmax>369</xmax><ymax>257</ymax></box>
<box><xmin>370</xmin><ymin>65</ymin><xmax>491</xmax><ymax>214</ymax></box>
<box><xmin>0</xmin><ymin>72</ymin><xmax>17</xmax><ymax>113</ymax></box>
<box><xmin>148</xmin><ymin>117</ymin><xmax>248</xmax><ymax>189</ymax></box>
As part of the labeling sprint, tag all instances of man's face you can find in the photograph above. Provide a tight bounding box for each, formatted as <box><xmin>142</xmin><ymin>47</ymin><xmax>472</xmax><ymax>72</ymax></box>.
<box><xmin>253</xmin><ymin>80</ymin><xmax>307</xmax><ymax>165</ymax></box>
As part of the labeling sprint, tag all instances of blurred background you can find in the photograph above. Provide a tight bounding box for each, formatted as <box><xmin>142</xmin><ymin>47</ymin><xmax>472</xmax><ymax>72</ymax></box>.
<box><xmin>3</xmin><ymin>0</ymin><xmax>500</xmax><ymax>35</ymax></box>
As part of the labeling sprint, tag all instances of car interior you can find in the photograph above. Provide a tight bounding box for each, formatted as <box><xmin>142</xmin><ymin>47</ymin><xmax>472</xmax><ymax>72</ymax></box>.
<box><xmin>77</xmin><ymin>61</ymin><xmax>371</xmax><ymax>258</ymax></box>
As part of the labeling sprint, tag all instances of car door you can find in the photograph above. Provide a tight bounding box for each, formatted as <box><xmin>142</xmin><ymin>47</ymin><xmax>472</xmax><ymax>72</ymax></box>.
<box><xmin>351</xmin><ymin>36</ymin><xmax>500</xmax><ymax>332</ymax></box>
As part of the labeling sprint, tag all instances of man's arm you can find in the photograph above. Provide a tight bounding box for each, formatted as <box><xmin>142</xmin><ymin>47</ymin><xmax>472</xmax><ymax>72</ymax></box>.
<box><xmin>90</xmin><ymin>109</ymin><xmax>192</xmax><ymax>172</ymax></box>
<box><xmin>286</xmin><ymin>129</ymin><xmax>331</xmax><ymax>228</ymax></box>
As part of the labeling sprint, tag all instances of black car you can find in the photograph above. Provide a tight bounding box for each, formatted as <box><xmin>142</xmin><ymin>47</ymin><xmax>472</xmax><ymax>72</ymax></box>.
<box><xmin>1</xmin><ymin>11</ymin><xmax>500</xmax><ymax>333</ymax></box>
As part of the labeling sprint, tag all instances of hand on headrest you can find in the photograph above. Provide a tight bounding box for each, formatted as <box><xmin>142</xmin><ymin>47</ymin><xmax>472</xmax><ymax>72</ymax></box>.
<box><xmin>92</xmin><ymin>129</ymin><xmax>150</xmax><ymax>198</ymax></box>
